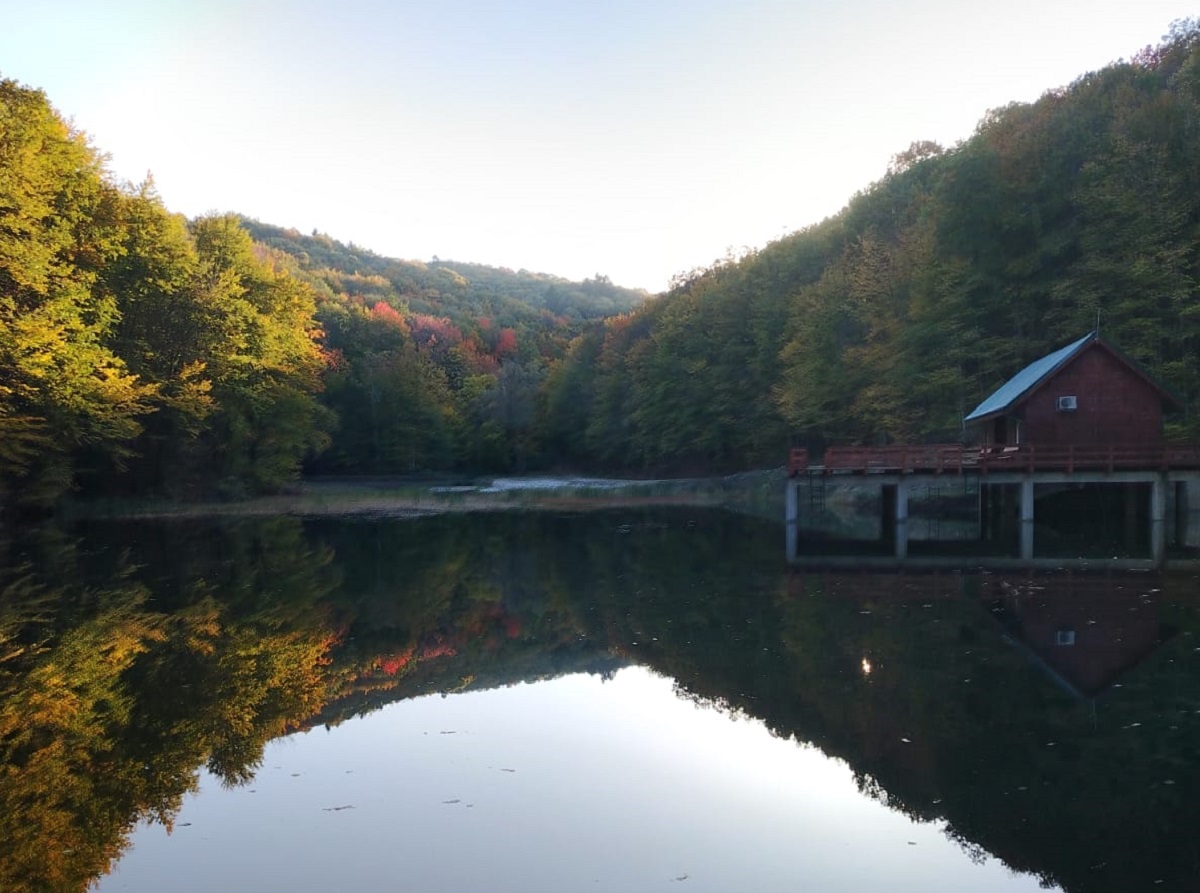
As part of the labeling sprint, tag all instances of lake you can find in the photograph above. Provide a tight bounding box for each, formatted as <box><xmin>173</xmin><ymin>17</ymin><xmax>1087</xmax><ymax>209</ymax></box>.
<box><xmin>2</xmin><ymin>508</ymin><xmax>1197</xmax><ymax>892</ymax></box>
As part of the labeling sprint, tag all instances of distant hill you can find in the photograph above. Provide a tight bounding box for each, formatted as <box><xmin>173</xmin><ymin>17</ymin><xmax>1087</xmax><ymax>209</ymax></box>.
<box><xmin>239</xmin><ymin>218</ymin><xmax>648</xmax><ymax>325</ymax></box>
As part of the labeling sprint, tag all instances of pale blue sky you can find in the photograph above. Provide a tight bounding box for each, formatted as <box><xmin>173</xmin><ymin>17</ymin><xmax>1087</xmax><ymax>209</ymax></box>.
<box><xmin>1</xmin><ymin>1</ymin><xmax>1193</xmax><ymax>290</ymax></box>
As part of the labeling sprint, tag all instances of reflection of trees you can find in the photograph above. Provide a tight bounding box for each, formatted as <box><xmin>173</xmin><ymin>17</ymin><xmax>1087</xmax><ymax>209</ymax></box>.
<box><xmin>582</xmin><ymin>553</ymin><xmax>1200</xmax><ymax>893</ymax></box>
<box><xmin>307</xmin><ymin>513</ymin><xmax>623</xmax><ymax>724</ymax></box>
<box><xmin>1</xmin><ymin>551</ymin><xmax>163</xmax><ymax>892</ymax></box>
<box><xmin>0</xmin><ymin>512</ymin><xmax>627</xmax><ymax>892</ymax></box>
<box><xmin>0</xmin><ymin>521</ymin><xmax>342</xmax><ymax>893</ymax></box>
<box><xmin>6</xmin><ymin>509</ymin><xmax>1197</xmax><ymax>893</ymax></box>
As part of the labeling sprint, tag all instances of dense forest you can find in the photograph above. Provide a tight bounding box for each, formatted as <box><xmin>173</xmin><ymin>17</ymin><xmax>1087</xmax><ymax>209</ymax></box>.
<box><xmin>2</xmin><ymin>21</ymin><xmax>1199</xmax><ymax>507</ymax></box>
<box><xmin>552</xmin><ymin>18</ymin><xmax>1200</xmax><ymax>468</ymax></box>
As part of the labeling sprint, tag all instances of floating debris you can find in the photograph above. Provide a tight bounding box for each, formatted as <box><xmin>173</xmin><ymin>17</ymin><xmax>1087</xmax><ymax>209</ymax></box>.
<box><xmin>442</xmin><ymin>799</ymin><xmax>461</xmax><ymax>805</ymax></box>
<box><xmin>322</xmin><ymin>805</ymin><xmax>356</xmax><ymax>812</ymax></box>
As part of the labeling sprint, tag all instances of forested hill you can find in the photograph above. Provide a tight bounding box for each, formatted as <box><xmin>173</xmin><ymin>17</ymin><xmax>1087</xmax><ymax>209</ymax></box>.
<box><xmin>539</xmin><ymin>20</ymin><xmax>1200</xmax><ymax>471</ymax></box>
<box><xmin>3</xmin><ymin>22</ymin><xmax>1199</xmax><ymax>509</ymax></box>
<box><xmin>240</xmin><ymin>218</ymin><xmax>646</xmax><ymax>323</ymax></box>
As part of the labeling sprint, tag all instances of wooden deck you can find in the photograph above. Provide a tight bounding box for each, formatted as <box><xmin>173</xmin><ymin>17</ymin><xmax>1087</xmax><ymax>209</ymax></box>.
<box><xmin>788</xmin><ymin>444</ymin><xmax>1200</xmax><ymax>476</ymax></box>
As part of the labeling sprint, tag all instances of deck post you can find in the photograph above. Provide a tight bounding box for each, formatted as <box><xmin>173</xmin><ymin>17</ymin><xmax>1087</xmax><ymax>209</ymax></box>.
<box><xmin>1151</xmin><ymin>474</ymin><xmax>1166</xmax><ymax>567</ymax></box>
<box><xmin>895</xmin><ymin>477</ymin><xmax>909</xmax><ymax>559</ymax></box>
<box><xmin>1019</xmin><ymin>476</ymin><xmax>1035</xmax><ymax>560</ymax></box>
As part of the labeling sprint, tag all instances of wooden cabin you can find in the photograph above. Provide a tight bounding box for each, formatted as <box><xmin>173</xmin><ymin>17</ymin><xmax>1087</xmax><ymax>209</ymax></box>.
<box><xmin>786</xmin><ymin>331</ymin><xmax>1200</xmax><ymax>568</ymax></box>
<box><xmin>963</xmin><ymin>332</ymin><xmax>1182</xmax><ymax>448</ymax></box>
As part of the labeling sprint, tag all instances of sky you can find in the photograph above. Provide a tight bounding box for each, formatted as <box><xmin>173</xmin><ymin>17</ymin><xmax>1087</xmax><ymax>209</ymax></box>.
<box><xmin>1</xmin><ymin>1</ymin><xmax>1195</xmax><ymax>292</ymax></box>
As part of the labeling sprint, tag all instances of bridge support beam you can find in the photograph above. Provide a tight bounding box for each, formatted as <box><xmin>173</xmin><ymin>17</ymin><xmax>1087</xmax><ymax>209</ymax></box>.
<box><xmin>895</xmin><ymin>478</ymin><xmax>909</xmax><ymax>559</ymax></box>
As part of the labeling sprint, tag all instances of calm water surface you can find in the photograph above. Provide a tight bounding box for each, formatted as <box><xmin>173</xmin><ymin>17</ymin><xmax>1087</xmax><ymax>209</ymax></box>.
<box><xmin>3</xmin><ymin>509</ymin><xmax>1198</xmax><ymax>892</ymax></box>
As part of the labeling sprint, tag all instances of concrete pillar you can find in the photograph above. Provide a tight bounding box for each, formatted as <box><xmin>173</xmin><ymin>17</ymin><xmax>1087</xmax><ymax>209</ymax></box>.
<box><xmin>1019</xmin><ymin>477</ymin><xmax>1035</xmax><ymax>560</ymax></box>
<box><xmin>785</xmin><ymin>478</ymin><xmax>799</xmax><ymax>561</ymax></box>
<box><xmin>1151</xmin><ymin>475</ymin><xmax>1166</xmax><ymax>567</ymax></box>
<box><xmin>895</xmin><ymin>477</ymin><xmax>909</xmax><ymax>559</ymax></box>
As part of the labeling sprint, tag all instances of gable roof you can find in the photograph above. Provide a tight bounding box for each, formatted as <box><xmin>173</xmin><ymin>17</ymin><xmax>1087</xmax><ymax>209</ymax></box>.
<box><xmin>963</xmin><ymin>332</ymin><xmax>1182</xmax><ymax>424</ymax></box>
<box><xmin>964</xmin><ymin>333</ymin><xmax>1095</xmax><ymax>423</ymax></box>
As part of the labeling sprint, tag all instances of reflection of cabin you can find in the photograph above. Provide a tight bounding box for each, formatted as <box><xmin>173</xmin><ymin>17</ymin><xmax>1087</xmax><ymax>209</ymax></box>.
<box><xmin>785</xmin><ymin>333</ymin><xmax>1200</xmax><ymax>568</ymax></box>
<box><xmin>785</xmin><ymin>570</ymin><xmax>1171</xmax><ymax>698</ymax></box>
<box><xmin>963</xmin><ymin>332</ymin><xmax>1182</xmax><ymax>448</ymax></box>
<box><xmin>982</xmin><ymin>575</ymin><xmax>1170</xmax><ymax>698</ymax></box>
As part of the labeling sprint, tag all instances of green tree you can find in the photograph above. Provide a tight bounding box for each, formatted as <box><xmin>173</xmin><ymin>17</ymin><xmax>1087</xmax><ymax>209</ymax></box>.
<box><xmin>0</xmin><ymin>78</ymin><xmax>153</xmax><ymax>505</ymax></box>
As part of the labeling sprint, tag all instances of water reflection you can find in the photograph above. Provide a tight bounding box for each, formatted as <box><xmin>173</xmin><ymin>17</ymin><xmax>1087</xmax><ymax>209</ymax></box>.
<box><xmin>1</xmin><ymin>510</ymin><xmax>1197</xmax><ymax>892</ymax></box>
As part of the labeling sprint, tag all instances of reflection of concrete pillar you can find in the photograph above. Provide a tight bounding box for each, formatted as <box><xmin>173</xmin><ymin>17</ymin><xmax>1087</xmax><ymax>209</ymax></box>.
<box><xmin>1124</xmin><ymin>484</ymin><xmax>1140</xmax><ymax>552</ymax></box>
<box><xmin>896</xmin><ymin>478</ymin><xmax>909</xmax><ymax>559</ymax></box>
<box><xmin>1151</xmin><ymin>475</ymin><xmax>1166</xmax><ymax>567</ymax></box>
<box><xmin>1174</xmin><ymin>481</ymin><xmax>1188</xmax><ymax>548</ymax></box>
<box><xmin>881</xmin><ymin>485</ymin><xmax>896</xmax><ymax>544</ymax></box>
<box><xmin>1019</xmin><ymin>477</ymin><xmax>1034</xmax><ymax>560</ymax></box>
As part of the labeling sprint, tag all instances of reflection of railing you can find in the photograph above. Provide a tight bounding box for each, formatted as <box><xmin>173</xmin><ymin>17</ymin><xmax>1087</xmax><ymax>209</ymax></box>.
<box><xmin>788</xmin><ymin>444</ymin><xmax>1200</xmax><ymax>476</ymax></box>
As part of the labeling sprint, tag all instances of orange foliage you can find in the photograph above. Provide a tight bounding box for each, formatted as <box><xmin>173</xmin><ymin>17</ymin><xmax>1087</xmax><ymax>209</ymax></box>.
<box><xmin>371</xmin><ymin>301</ymin><xmax>408</xmax><ymax>330</ymax></box>
<box><xmin>379</xmin><ymin>646</ymin><xmax>415</xmax><ymax>675</ymax></box>
<box><xmin>495</xmin><ymin>327</ymin><xmax>518</xmax><ymax>357</ymax></box>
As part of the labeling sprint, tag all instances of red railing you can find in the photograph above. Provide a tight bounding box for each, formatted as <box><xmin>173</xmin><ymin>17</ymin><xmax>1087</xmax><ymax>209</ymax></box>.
<box><xmin>787</xmin><ymin>443</ymin><xmax>1200</xmax><ymax>476</ymax></box>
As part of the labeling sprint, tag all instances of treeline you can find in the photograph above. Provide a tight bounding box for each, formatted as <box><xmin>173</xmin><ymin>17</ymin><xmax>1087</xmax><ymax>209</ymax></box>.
<box><xmin>4</xmin><ymin>22</ymin><xmax>1200</xmax><ymax>505</ymax></box>
<box><xmin>0</xmin><ymin>74</ymin><xmax>647</xmax><ymax>506</ymax></box>
<box><xmin>540</xmin><ymin>20</ymin><xmax>1200</xmax><ymax>468</ymax></box>
<box><xmin>242</xmin><ymin>221</ymin><xmax>646</xmax><ymax>474</ymax></box>
<box><xmin>0</xmin><ymin>78</ymin><xmax>332</xmax><ymax>506</ymax></box>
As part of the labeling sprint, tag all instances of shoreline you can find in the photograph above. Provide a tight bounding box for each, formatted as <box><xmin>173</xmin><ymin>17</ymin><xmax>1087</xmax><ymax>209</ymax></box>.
<box><xmin>58</xmin><ymin>477</ymin><xmax>762</xmax><ymax>521</ymax></box>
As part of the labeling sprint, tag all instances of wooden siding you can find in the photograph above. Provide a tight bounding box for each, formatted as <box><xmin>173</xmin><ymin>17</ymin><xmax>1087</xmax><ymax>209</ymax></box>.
<box><xmin>1021</xmin><ymin>344</ymin><xmax>1164</xmax><ymax>446</ymax></box>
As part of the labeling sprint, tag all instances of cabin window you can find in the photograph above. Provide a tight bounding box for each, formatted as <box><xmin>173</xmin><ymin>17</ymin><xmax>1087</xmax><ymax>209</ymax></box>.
<box><xmin>1056</xmin><ymin>395</ymin><xmax>1078</xmax><ymax>412</ymax></box>
<box><xmin>1055</xmin><ymin>628</ymin><xmax>1076</xmax><ymax>646</ymax></box>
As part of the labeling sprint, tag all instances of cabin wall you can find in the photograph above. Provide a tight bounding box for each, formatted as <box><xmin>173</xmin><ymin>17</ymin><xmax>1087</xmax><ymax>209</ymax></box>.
<box><xmin>1022</xmin><ymin>347</ymin><xmax>1164</xmax><ymax>446</ymax></box>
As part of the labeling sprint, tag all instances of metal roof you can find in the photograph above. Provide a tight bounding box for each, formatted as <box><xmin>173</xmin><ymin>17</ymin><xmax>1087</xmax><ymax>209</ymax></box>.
<box><xmin>964</xmin><ymin>332</ymin><xmax>1095</xmax><ymax>423</ymax></box>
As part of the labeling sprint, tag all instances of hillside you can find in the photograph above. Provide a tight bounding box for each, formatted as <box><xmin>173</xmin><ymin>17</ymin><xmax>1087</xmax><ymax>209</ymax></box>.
<box><xmin>240</xmin><ymin>218</ymin><xmax>646</xmax><ymax>324</ymax></box>
<box><xmin>3</xmin><ymin>22</ymin><xmax>1200</xmax><ymax>507</ymax></box>
<box><xmin>537</xmin><ymin>20</ymin><xmax>1200</xmax><ymax>471</ymax></box>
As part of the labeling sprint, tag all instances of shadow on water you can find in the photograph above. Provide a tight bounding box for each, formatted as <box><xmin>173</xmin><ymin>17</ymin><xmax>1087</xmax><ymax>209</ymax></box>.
<box><xmin>1</xmin><ymin>509</ymin><xmax>1197</xmax><ymax>892</ymax></box>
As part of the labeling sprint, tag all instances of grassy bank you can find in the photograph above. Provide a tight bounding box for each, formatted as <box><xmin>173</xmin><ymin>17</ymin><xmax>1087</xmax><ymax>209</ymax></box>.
<box><xmin>62</xmin><ymin>468</ymin><xmax>788</xmax><ymax>521</ymax></box>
